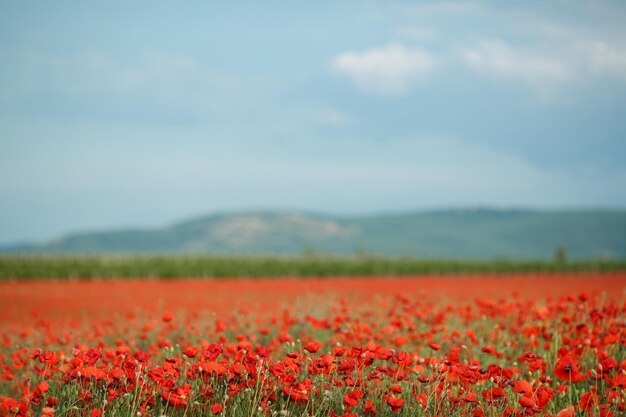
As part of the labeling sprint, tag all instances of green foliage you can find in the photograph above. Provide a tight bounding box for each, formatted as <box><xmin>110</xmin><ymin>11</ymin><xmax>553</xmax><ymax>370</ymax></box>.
<box><xmin>1</xmin><ymin>254</ymin><xmax>625</xmax><ymax>280</ymax></box>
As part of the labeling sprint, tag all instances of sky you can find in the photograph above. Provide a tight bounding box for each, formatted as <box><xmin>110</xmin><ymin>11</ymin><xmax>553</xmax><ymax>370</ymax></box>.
<box><xmin>1</xmin><ymin>1</ymin><xmax>626</xmax><ymax>244</ymax></box>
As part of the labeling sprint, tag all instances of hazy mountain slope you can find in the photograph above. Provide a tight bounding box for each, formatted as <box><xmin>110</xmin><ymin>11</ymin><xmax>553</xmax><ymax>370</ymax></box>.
<box><xmin>341</xmin><ymin>209</ymin><xmax>626</xmax><ymax>259</ymax></box>
<box><xmin>24</xmin><ymin>209</ymin><xmax>626</xmax><ymax>259</ymax></box>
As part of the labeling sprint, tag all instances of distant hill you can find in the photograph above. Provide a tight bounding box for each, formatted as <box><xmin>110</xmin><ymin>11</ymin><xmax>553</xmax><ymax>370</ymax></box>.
<box><xmin>17</xmin><ymin>209</ymin><xmax>626</xmax><ymax>259</ymax></box>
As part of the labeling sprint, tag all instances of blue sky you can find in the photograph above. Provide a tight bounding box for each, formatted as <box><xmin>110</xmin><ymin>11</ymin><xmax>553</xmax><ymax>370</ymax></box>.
<box><xmin>1</xmin><ymin>1</ymin><xmax>626</xmax><ymax>244</ymax></box>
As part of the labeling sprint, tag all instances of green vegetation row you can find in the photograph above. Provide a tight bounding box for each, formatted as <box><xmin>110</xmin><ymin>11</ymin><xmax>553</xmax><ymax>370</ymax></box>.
<box><xmin>1</xmin><ymin>254</ymin><xmax>625</xmax><ymax>280</ymax></box>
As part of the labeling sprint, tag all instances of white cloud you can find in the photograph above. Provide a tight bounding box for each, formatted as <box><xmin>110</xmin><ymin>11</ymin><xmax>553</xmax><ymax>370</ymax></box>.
<box><xmin>461</xmin><ymin>38</ymin><xmax>626</xmax><ymax>97</ymax></box>
<box><xmin>578</xmin><ymin>41</ymin><xmax>626</xmax><ymax>78</ymax></box>
<box><xmin>331</xmin><ymin>44</ymin><xmax>437</xmax><ymax>95</ymax></box>
<box><xmin>462</xmin><ymin>40</ymin><xmax>570</xmax><ymax>87</ymax></box>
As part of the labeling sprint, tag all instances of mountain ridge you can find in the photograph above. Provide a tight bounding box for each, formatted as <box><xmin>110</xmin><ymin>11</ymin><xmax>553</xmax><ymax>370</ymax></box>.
<box><xmin>10</xmin><ymin>208</ymin><xmax>626</xmax><ymax>259</ymax></box>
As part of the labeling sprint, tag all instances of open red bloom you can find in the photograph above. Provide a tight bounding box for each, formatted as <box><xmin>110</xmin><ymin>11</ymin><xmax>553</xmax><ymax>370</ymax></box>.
<box><xmin>556</xmin><ymin>405</ymin><xmax>575</xmax><ymax>417</ymax></box>
<box><xmin>41</xmin><ymin>408</ymin><xmax>55</xmax><ymax>417</ymax></box>
<box><xmin>362</xmin><ymin>399</ymin><xmax>377</xmax><ymax>415</ymax></box>
<box><xmin>343</xmin><ymin>389</ymin><xmax>363</xmax><ymax>410</ymax></box>
<box><xmin>609</xmin><ymin>373</ymin><xmax>626</xmax><ymax>388</ymax></box>
<box><xmin>513</xmin><ymin>380</ymin><xmax>533</xmax><ymax>396</ymax></box>
<box><xmin>482</xmin><ymin>387</ymin><xmax>506</xmax><ymax>402</ymax></box>
<box><xmin>554</xmin><ymin>356</ymin><xmax>585</xmax><ymax>382</ymax></box>
<box><xmin>463</xmin><ymin>391</ymin><xmax>478</xmax><ymax>403</ymax></box>
<box><xmin>162</xmin><ymin>312</ymin><xmax>174</xmax><ymax>323</ymax></box>
<box><xmin>578</xmin><ymin>391</ymin><xmax>598</xmax><ymax>411</ymax></box>
<box><xmin>304</xmin><ymin>341</ymin><xmax>321</xmax><ymax>353</ymax></box>
<box><xmin>183</xmin><ymin>347</ymin><xmax>199</xmax><ymax>358</ymax></box>
<box><xmin>518</xmin><ymin>395</ymin><xmax>537</xmax><ymax>408</ymax></box>
<box><xmin>385</xmin><ymin>396</ymin><xmax>405</xmax><ymax>413</ymax></box>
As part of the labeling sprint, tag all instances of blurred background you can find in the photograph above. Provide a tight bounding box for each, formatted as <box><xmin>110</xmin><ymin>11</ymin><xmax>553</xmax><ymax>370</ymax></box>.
<box><xmin>1</xmin><ymin>1</ymin><xmax>625</xmax><ymax>261</ymax></box>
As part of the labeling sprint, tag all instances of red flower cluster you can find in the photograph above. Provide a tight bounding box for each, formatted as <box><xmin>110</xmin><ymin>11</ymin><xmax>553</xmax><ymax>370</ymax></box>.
<box><xmin>0</xmin><ymin>281</ymin><xmax>624</xmax><ymax>417</ymax></box>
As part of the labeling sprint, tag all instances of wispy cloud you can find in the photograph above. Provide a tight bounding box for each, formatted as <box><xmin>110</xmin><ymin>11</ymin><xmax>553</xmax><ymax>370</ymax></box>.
<box><xmin>579</xmin><ymin>41</ymin><xmax>626</xmax><ymax>78</ymax></box>
<box><xmin>461</xmin><ymin>38</ymin><xmax>626</xmax><ymax>95</ymax></box>
<box><xmin>331</xmin><ymin>44</ymin><xmax>437</xmax><ymax>95</ymax></box>
<box><xmin>462</xmin><ymin>40</ymin><xmax>570</xmax><ymax>87</ymax></box>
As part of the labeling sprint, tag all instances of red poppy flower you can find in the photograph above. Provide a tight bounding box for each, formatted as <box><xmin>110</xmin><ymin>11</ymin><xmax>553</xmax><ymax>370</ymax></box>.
<box><xmin>343</xmin><ymin>389</ymin><xmax>363</xmax><ymax>410</ymax></box>
<box><xmin>183</xmin><ymin>347</ymin><xmax>199</xmax><ymax>358</ymax></box>
<box><xmin>556</xmin><ymin>405</ymin><xmax>575</xmax><ymax>417</ymax></box>
<box><xmin>609</xmin><ymin>373</ymin><xmax>626</xmax><ymax>388</ymax></box>
<box><xmin>513</xmin><ymin>380</ymin><xmax>532</xmax><ymax>395</ymax></box>
<box><xmin>518</xmin><ymin>395</ymin><xmax>536</xmax><ymax>408</ymax></box>
<box><xmin>482</xmin><ymin>387</ymin><xmax>506</xmax><ymax>402</ymax></box>
<box><xmin>554</xmin><ymin>356</ymin><xmax>585</xmax><ymax>382</ymax></box>
<box><xmin>362</xmin><ymin>399</ymin><xmax>376</xmax><ymax>414</ymax></box>
<box><xmin>41</xmin><ymin>407</ymin><xmax>55</xmax><ymax>417</ymax></box>
<box><xmin>578</xmin><ymin>391</ymin><xmax>598</xmax><ymax>411</ymax></box>
<box><xmin>304</xmin><ymin>341</ymin><xmax>321</xmax><ymax>353</ymax></box>
<box><xmin>385</xmin><ymin>396</ymin><xmax>405</xmax><ymax>413</ymax></box>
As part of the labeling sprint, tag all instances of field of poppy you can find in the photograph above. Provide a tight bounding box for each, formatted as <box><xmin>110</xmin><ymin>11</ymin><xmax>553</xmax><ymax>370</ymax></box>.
<box><xmin>0</xmin><ymin>273</ymin><xmax>625</xmax><ymax>417</ymax></box>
